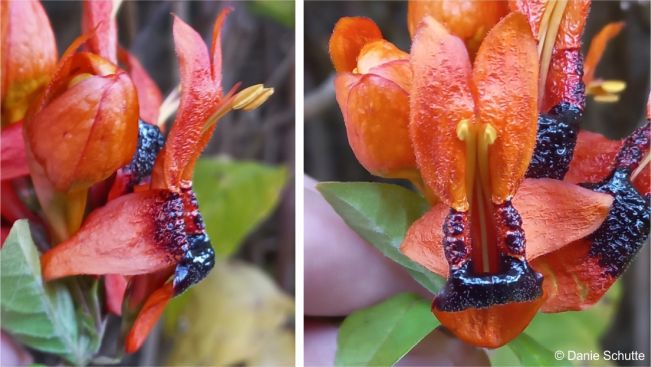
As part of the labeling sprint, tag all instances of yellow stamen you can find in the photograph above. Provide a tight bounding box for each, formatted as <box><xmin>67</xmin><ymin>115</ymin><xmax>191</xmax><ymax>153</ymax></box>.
<box><xmin>538</xmin><ymin>0</ymin><xmax>568</xmax><ymax>108</ymax></box>
<box><xmin>601</xmin><ymin>80</ymin><xmax>627</xmax><ymax>93</ymax></box>
<box><xmin>111</xmin><ymin>0</ymin><xmax>123</xmax><ymax>19</ymax></box>
<box><xmin>593</xmin><ymin>94</ymin><xmax>620</xmax><ymax>103</ymax></box>
<box><xmin>456</xmin><ymin>120</ymin><xmax>499</xmax><ymax>273</ymax></box>
<box><xmin>232</xmin><ymin>84</ymin><xmax>274</xmax><ymax>110</ymax></box>
<box><xmin>157</xmin><ymin>86</ymin><xmax>181</xmax><ymax>126</ymax></box>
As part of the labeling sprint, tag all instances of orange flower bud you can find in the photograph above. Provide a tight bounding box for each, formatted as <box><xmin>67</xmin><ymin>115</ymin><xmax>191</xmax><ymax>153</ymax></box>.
<box><xmin>26</xmin><ymin>46</ymin><xmax>139</xmax><ymax>192</ymax></box>
<box><xmin>407</xmin><ymin>0</ymin><xmax>509</xmax><ymax>55</ymax></box>
<box><xmin>1</xmin><ymin>0</ymin><xmax>57</xmax><ymax>124</ymax></box>
<box><xmin>330</xmin><ymin>17</ymin><xmax>416</xmax><ymax>179</ymax></box>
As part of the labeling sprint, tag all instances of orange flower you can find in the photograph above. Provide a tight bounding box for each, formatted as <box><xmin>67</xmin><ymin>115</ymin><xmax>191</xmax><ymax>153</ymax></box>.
<box><xmin>583</xmin><ymin>22</ymin><xmax>626</xmax><ymax>102</ymax></box>
<box><xmin>330</xmin><ymin>17</ymin><xmax>417</xmax><ymax>181</ymax></box>
<box><xmin>40</xmin><ymin>8</ymin><xmax>272</xmax><ymax>353</ymax></box>
<box><xmin>407</xmin><ymin>0</ymin><xmax>509</xmax><ymax>55</ymax></box>
<box><xmin>398</xmin><ymin>13</ymin><xmax>618</xmax><ymax>348</ymax></box>
<box><xmin>1</xmin><ymin>0</ymin><xmax>57</xmax><ymax>124</ymax></box>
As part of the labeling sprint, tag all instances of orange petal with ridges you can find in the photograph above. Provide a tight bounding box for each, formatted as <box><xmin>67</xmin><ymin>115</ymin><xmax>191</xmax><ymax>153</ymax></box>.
<box><xmin>329</xmin><ymin>17</ymin><xmax>383</xmax><ymax>72</ymax></box>
<box><xmin>118</xmin><ymin>48</ymin><xmax>163</xmax><ymax>125</ymax></box>
<box><xmin>408</xmin><ymin>0</ymin><xmax>508</xmax><ymax>54</ymax></box>
<box><xmin>1</xmin><ymin>0</ymin><xmax>57</xmax><ymax>124</ymax></box>
<box><xmin>433</xmin><ymin>296</ymin><xmax>545</xmax><ymax>348</ymax></box>
<box><xmin>410</xmin><ymin>16</ymin><xmax>474</xmax><ymax>210</ymax></box>
<box><xmin>0</xmin><ymin>120</ymin><xmax>28</xmax><ymax>180</ymax></box>
<box><xmin>554</xmin><ymin>0</ymin><xmax>590</xmax><ymax>51</ymax></box>
<box><xmin>514</xmin><ymin>178</ymin><xmax>613</xmax><ymax>260</ymax></box>
<box><xmin>27</xmin><ymin>72</ymin><xmax>138</xmax><ymax>192</ymax></box>
<box><xmin>41</xmin><ymin>190</ymin><xmax>180</xmax><ymax>280</ymax></box>
<box><xmin>583</xmin><ymin>22</ymin><xmax>624</xmax><ymax>84</ymax></box>
<box><xmin>356</xmin><ymin>40</ymin><xmax>408</xmax><ymax>74</ymax></box>
<box><xmin>400</xmin><ymin>179</ymin><xmax>613</xmax><ymax>276</ymax></box>
<box><xmin>125</xmin><ymin>282</ymin><xmax>174</xmax><ymax>353</ymax></box>
<box><xmin>82</xmin><ymin>0</ymin><xmax>117</xmax><ymax>63</ymax></box>
<box><xmin>400</xmin><ymin>204</ymin><xmax>449</xmax><ymax>277</ymax></box>
<box><xmin>532</xmin><ymin>239</ymin><xmax>614</xmax><ymax>312</ymax></box>
<box><xmin>473</xmin><ymin>13</ymin><xmax>538</xmax><ymax>203</ymax></box>
<box><xmin>565</xmin><ymin>130</ymin><xmax>621</xmax><ymax>185</ymax></box>
<box><xmin>339</xmin><ymin>74</ymin><xmax>415</xmax><ymax>178</ymax></box>
<box><xmin>153</xmin><ymin>15</ymin><xmax>219</xmax><ymax>191</ymax></box>
<box><xmin>210</xmin><ymin>7</ymin><xmax>232</xmax><ymax>94</ymax></box>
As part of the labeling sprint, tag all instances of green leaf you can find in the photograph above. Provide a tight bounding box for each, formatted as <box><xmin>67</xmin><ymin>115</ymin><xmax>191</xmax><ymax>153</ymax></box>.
<box><xmin>317</xmin><ymin>182</ymin><xmax>444</xmax><ymax>294</ymax></box>
<box><xmin>506</xmin><ymin>333</ymin><xmax>570</xmax><ymax>367</ymax></box>
<box><xmin>247</xmin><ymin>1</ymin><xmax>294</xmax><ymax>28</ymax></box>
<box><xmin>335</xmin><ymin>293</ymin><xmax>439</xmax><ymax>367</ymax></box>
<box><xmin>193</xmin><ymin>158</ymin><xmax>287</xmax><ymax>258</ymax></box>
<box><xmin>0</xmin><ymin>220</ymin><xmax>88</xmax><ymax>365</ymax></box>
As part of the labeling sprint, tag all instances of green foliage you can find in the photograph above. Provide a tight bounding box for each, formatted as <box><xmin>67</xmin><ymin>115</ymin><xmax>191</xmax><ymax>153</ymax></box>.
<box><xmin>247</xmin><ymin>1</ymin><xmax>295</xmax><ymax>28</ymax></box>
<box><xmin>0</xmin><ymin>220</ymin><xmax>95</xmax><ymax>365</ymax></box>
<box><xmin>317</xmin><ymin>182</ymin><xmax>445</xmax><ymax>294</ymax></box>
<box><xmin>506</xmin><ymin>334</ymin><xmax>570</xmax><ymax>367</ymax></box>
<box><xmin>335</xmin><ymin>293</ymin><xmax>440</xmax><ymax>367</ymax></box>
<box><xmin>192</xmin><ymin>157</ymin><xmax>287</xmax><ymax>258</ymax></box>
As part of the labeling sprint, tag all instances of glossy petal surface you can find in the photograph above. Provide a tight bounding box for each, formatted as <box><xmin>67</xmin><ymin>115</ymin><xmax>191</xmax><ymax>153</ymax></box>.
<box><xmin>410</xmin><ymin>16</ymin><xmax>474</xmax><ymax>210</ymax></box>
<box><xmin>1</xmin><ymin>0</ymin><xmax>57</xmax><ymax>123</ymax></box>
<box><xmin>118</xmin><ymin>48</ymin><xmax>163</xmax><ymax>125</ymax></box>
<box><xmin>356</xmin><ymin>40</ymin><xmax>408</xmax><ymax>74</ymax></box>
<box><xmin>81</xmin><ymin>0</ymin><xmax>117</xmax><ymax>63</ymax></box>
<box><xmin>0</xmin><ymin>120</ymin><xmax>28</xmax><ymax>180</ymax></box>
<box><xmin>407</xmin><ymin>0</ymin><xmax>508</xmax><ymax>54</ymax></box>
<box><xmin>336</xmin><ymin>73</ymin><xmax>415</xmax><ymax>178</ymax></box>
<box><xmin>27</xmin><ymin>72</ymin><xmax>139</xmax><ymax>191</ymax></box>
<box><xmin>41</xmin><ymin>190</ymin><xmax>182</xmax><ymax>280</ymax></box>
<box><xmin>473</xmin><ymin>13</ymin><xmax>538</xmax><ymax>203</ymax></box>
<box><xmin>329</xmin><ymin>17</ymin><xmax>383</xmax><ymax>72</ymax></box>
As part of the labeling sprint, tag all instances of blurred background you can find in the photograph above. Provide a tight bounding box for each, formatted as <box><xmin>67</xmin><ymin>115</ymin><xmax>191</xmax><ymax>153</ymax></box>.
<box><xmin>41</xmin><ymin>1</ymin><xmax>295</xmax><ymax>365</ymax></box>
<box><xmin>304</xmin><ymin>1</ymin><xmax>650</xmax><ymax>366</ymax></box>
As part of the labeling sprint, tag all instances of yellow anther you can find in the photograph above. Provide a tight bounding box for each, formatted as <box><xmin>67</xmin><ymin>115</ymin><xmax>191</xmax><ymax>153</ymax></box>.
<box><xmin>601</xmin><ymin>80</ymin><xmax>626</xmax><ymax>93</ymax></box>
<box><xmin>456</xmin><ymin>119</ymin><xmax>471</xmax><ymax>141</ymax></box>
<box><xmin>232</xmin><ymin>84</ymin><xmax>274</xmax><ymax>111</ymax></box>
<box><xmin>593</xmin><ymin>94</ymin><xmax>620</xmax><ymax>103</ymax></box>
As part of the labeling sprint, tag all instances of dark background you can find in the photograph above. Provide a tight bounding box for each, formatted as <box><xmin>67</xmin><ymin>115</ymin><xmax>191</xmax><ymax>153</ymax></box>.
<box><xmin>304</xmin><ymin>1</ymin><xmax>650</xmax><ymax>365</ymax></box>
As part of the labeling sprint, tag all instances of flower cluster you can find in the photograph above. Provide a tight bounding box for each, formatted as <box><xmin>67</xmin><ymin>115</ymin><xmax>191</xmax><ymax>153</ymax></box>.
<box><xmin>330</xmin><ymin>0</ymin><xmax>649</xmax><ymax>348</ymax></box>
<box><xmin>1</xmin><ymin>0</ymin><xmax>272</xmax><ymax>353</ymax></box>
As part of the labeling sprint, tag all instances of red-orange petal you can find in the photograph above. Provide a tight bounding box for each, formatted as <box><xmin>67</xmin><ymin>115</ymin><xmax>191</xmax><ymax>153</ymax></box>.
<box><xmin>367</xmin><ymin>59</ymin><xmax>411</xmax><ymax>93</ymax></box>
<box><xmin>400</xmin><ymin>179</ymin><xmax>613</xmax><ymax>276</ymax></box>
<box><xmin>117</xmin><ymin>48</ymin><xmax>163</xmax><ymax>125</ymax></box>
<box><xmin>356</xmin><ymin>40</ymin><xmax>408</xmax><ymax>74</ymax></box>
<box><xmin>565</xmin><ymin>130</ymin><xmax>621</xmax><ymax>185</ymax></box>
<box><xmin>473</xmin><ymin>12</ymin><xmax>538</xmax><ymax>204</ymax></box>
<box><xmin>210</xmin><ymin>7</ymin><xmax>232</xmax><ymax>94</ymax></box>
<box><xmin>410</xmin><ymin>16</ymin><xmax>474</xmax><ymax>210</ymax></box>
<box><xmin>329</xmin><ymin>17</ymin><xmax>383</xmax><ymax>72</ymax></box>
<box><xmin>337</xmin><ymin>73</ymin><xmax>415</xmax><ymax>178</ymax></box>
<box><xmin>27</xmin><ymin>72</ymin><xmax>139</xmax><ymax>192</ymax></box>
<box><xmin>125</xmin><ymin>282</ymin><xmax>174</xmax><ymax>353</ymax></box>
<box><xmin>433</xmin><ymin>296</ymin><xmax>545</xmax><ymax>348</ymax></box>
<box><xmin>0</xmin><ymin>120</ymin><xmax>28</xmax><ymax>180</ymax></box>
<box><xmin>583</xmin><ymin>22</ymin><xmax>624</xmax><ymax>84</ymax></box>
<box><xmin>400</xmin><ymin>204</ymin><xmax>449</xmax><ymax>277</ymax></box>
<box><xmin>152</xmin><ymin>15</ymin><xmax>219</xmax><ymax>191</ymax></box>
<box><xmin>532</xmin><ymin>239</ymin><xmax>612</xmax><ymax>312</ymax></box>
<box><xmin>1</xmin><ymin>0</ymin><xmax>57</xmax><ymax>124</ymax></box>
<box><xmin>105</xmin><ymin>274</ymin><xmax>128</xmax><ymax>315</ymax></box>
<box><xmin>514</xmin><ymin>178</ymin><xmax>613</xmax><ymax>260</ymax></box>
<box><xmin>41</xmin><ymin>190</ymin><xmax>181</xmax><ymax>280</ymax></box>
<box><xmin>407</xmin><ymin>0</ymin><xmax>509</xmax><ymax>54</ymax></box>
<box><xmin>81</xmin><ymin>0</ymin><xmax>117</xmax><ymax>64</ymax></box>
